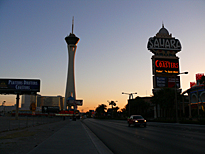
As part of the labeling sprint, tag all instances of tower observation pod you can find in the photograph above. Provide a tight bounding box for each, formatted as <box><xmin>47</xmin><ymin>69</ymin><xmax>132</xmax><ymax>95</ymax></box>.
<box><xmin>64</xmin><ymin>18</ymin><xmax>80</xmax><ymax>110</ymax></box>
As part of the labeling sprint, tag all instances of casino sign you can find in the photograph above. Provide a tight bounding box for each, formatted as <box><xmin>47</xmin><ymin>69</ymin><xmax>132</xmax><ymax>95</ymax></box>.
<box><xmin>153</xmin><ymin>58</ymin><xmax>179</xmax><ymax>74</ymax></box>
<box><xmin>147</xmin><ymin>37</ymin><xmax>181</xmax><ymax>51</ymax></box>
<box><xmin>147</xmin><ymin>24</ymin><xmax>182</xmax><ymax>56</ymax></box>
<box><xmin>147</xmin><ymin>24</ymin><xmax>183</xmax><ymax>91</ymax></box>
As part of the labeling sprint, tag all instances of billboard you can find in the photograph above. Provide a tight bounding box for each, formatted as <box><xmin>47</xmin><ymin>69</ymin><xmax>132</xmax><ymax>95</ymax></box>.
<box><xmin>167</xmin><ymin>77</ymin><xmax>180</xmax><ymax>88</ymax></box>
<box><xmin>155</xmin><ymin>76</ymin><xmax>180</xmax><ymax>88</ymax></box>
<box><xmin>0</xmin><ymin>79</ymin><xmax>40</xmax><ymax>94</ymax></box>
<box><xmin>155</xmin><ymin>76</ymin><xmax>166</xmax><ymax>87</ymax></box>
<box><xmin>153</xmin><ymin>58</ymin><xmax>179</xmax><ymax>74</ymax></box>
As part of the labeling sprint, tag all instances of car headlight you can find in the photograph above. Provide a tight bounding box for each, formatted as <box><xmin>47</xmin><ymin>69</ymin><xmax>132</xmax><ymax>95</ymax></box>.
<box><xmin>144</xmin><ymin>120</ymin><xmax>146</xmax><ymax>122</ymax></box>
<box><xmin>135</xmin><ymin>120</ymin><xmax>138</xmax><ymax>122</ymax></box>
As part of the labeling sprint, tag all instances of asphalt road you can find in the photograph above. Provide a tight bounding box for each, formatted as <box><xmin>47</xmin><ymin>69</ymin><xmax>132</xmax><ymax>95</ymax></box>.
<box><xmin>82</xmin><ymin>119</ymin><xmax>205</xmax><ymax>154</ymax></box>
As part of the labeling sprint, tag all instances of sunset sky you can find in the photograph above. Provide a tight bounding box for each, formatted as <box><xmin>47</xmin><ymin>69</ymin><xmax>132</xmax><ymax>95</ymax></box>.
<box><xmin>0</xmin><ymin>0</ymin><xmax>205</xmax><ymax>112</ymax></box>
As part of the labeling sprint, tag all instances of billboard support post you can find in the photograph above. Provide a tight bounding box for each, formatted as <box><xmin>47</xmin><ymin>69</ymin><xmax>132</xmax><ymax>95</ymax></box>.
<box><xmin>147</xmin><ymin>25</ymin><xmax>185</xmax><ymax>120</ymax></box>
<box><xmin>15</xmin><ymin>93</ymin><xmax>20</xmax><ymax>120</ymax></box>
<box><xmin>175</xmin><ymin>75</ymin><xmax>178</xmax><ymax>123</ymax></box>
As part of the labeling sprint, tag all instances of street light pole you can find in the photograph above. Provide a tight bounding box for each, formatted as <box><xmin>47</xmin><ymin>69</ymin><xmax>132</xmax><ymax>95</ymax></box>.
<box><xmin>122</xmin><ymin>92</ymin><xmax>137</xmax><ymax>99</ymax></box>
<box><xmin>175</xmin><ymin>72</ymin><xmax>188</xmax><ymax>123</ymax></box>
<box><xmin>122</xmin><ymin>92</ymin><xmax>137</xmax><ymax>116</ymax></box>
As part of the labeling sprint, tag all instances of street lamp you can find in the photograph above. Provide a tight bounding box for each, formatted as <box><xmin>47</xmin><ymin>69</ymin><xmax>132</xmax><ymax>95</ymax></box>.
<box><xmin>175</xmin><ymin>71</ymin><xmax>188</xmax><ymax>123</ymax></box>
<box><xmin>122</xmin><ymin>92</ymin><xmax>137</xmax><ymax>116</ymax></box>
<box><xmin>122</xmin><ymin>92</ymin><xmax>137</xmax><ymax>99</ymax></box>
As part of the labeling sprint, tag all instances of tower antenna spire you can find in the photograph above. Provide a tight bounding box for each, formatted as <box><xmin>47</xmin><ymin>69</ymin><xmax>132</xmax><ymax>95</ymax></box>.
<box><xmin>72</xmin><ymin>16</ymin><xmax>74</xmax><ymax>34</ymax></box>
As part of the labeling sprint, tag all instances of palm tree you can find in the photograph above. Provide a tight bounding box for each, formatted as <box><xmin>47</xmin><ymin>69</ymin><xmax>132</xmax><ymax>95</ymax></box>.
<box><xmin>121</xmin><ymin>105</ymin><xmax>128</xmax><ymax>118</ymax></box>
<box><xmin>112</xmin><ymin>106</ymin><xmax>119</xmax><ymax>118</ymax></box>
<box><xmin>109</xmin><ymin>100</ymin><xmax>117</xmax><ymax>109</ymax></box>
<box><xmin>107</xmin><ymin>101</ymin><xmax>118</xmax><ymax>118</ymax></box>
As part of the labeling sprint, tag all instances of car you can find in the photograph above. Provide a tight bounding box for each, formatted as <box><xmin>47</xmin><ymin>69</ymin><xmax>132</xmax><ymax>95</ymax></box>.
<box><xmin>127</xmin><ymin>115</ymin><xmax>146</xmax><ymax>127</ymax></box>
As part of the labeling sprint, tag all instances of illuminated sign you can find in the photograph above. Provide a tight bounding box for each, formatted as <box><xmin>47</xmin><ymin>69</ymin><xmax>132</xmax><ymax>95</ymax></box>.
<box><xmin>0</xmin><ymin>79</ymin><xmax>40</xmax><ymax>94</ymax></box>
<box><xmin>153</xmin><ymin>58</ymin><xmax>179</xmax><ymax>74</ymax></box>
<box><xmin>156</xmin><ymin>77</ymin><xmax>166</xmax><ymax>87</ymax></box>
<box><xmin>147</xmin><ymin>37</ymin><xmax>181</xmax><ymax>51</ymax></box>
<box><xmin>155</xmin><ymin>76</ymin><xmax>180</xmax><ymax>88</ymax></box>
<box><xmin>168</xmin><ymin>77</ymin><xmax>180</xmax><ymax>88</ymax></box>
<box><xmin>196</xmin><ymin>73</ymin><xmax>204</xmax><ymax>81</ymax></box>
<box><xmin>190</xmin><ymin>82</ymin><xmax>196</xmax><ymax>88</ymax></box>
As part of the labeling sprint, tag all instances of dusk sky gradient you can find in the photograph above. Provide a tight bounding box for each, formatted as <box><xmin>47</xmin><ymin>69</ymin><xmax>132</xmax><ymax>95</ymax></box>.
<box><xmin>0</xmin><ymin>0</ymin><xmax>205</xmax><ymax>112</ymax></box>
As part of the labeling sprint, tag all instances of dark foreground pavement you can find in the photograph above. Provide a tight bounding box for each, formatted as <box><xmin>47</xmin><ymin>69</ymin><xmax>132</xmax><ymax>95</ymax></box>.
<box><xmin>27</xmin><ymin>120</ymin><xmax>113</xmax><ymax>154</ymax></box>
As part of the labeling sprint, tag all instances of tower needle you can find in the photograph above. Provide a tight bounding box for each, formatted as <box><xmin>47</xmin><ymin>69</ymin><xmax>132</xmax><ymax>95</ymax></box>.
<box><xmin>72</xmin><ymin>16</ymin><xmax>74</xmax><ymax>34</ymax></box>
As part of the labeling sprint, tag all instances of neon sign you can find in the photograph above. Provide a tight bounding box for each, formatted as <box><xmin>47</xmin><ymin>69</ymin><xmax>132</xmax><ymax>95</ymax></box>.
<box><xmin>155</xmin><ymin>60</ymin><xmax>178</xmax><ymax>69</ymax></box>
<box><xmin>153</xmin><ymin>58</ymin><xmax>179</xmax><ymax>74</ymax></box>
<box><xmin>155</xmin><ymin>76</ymin><xmax>180</xmax><ymax>88</ymax></box>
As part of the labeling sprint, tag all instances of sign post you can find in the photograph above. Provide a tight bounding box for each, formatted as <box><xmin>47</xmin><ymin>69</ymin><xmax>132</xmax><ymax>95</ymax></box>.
<box><xmin>15</xmin><ymin>93</ymin><xmax>20</xmax><ymax>120</ymax></box>
<box><xmin>147</xmin><ymin>25</ymin><xmax>184</xmax><ymax>120</ymax></box>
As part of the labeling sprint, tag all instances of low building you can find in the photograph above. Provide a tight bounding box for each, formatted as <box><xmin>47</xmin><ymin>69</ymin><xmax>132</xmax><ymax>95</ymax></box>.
<box><xmin>127</xmin><ymin>96</ymin><xmax>153</xmax><ymax>118</ymax></box>
<box><xmin>38</xmin><ymin>95</ymin><xmax>64</xmax><ymax>110</ymax></box>
<box><xmin>182</xmin><ymin>73</ymin><xmax>205</xmax><ymax>118</ymax></box>
<box><xmin>21</xmin><ymin>95</ymin><xmax>64</xmax><ymax>111</ymax></box>
<box><xmin>21</xmin><ymin>95</ymin><xmax>37</xmax><ymax>110</ymax></box>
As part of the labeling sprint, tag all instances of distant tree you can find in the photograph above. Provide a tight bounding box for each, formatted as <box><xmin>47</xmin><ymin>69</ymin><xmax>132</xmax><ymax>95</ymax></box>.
<box><xmin>121</xmin><ymin>106</ymin><xmax>126</xmax><ymax>112</ymax></box>
<box><xmin>112</xmin><ymin>106</ymin><xmax>119</xmax><ymax>118</ymax></box>
<box><xmin>109</xmin><ymin>101</ymin><xmax>116</xmax><ymax>109</ymax></box>
<box><xmin>121</xmin><ymin>105</ymin><xmax>128</xmax><ymax>118</ymax></box>
<box><xmin>113</xmin><ymin>106</ymin><xmax>119</xmax><ymax>112</ymax></box>
<box><xmin>95</xmin><ymin>104</ymin><xmax>107</xmax><ymax>118</ymax></box>
<box><xmin>108</xmin><ymin>101</ymin><xmax>118</xmax><ymax>118</ymax></box>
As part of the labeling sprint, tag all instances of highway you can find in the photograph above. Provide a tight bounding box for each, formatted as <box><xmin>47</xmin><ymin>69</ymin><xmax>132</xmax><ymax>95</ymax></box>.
<box><xmin>82</xmin><ymin>118</ymin><xmax>205</xmax><ymax>154</ymax></box>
